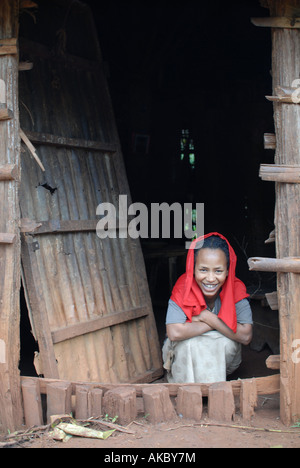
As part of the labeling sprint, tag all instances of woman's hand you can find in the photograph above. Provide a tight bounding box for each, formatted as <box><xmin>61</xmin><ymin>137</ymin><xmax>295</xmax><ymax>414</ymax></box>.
<box><xmin>197</xmin><ymin>309</ymin><xmax>216</xmax><ymax>325</ymax></box>
<box><xmin>191</xmin><ymin>309</ymin><xmax>213</xmax><ymax>323</ymax></box>
<box><xmin>198</xmin><ymin>310</ymin><xmax>253</xmax><ymax>346</ymax></box>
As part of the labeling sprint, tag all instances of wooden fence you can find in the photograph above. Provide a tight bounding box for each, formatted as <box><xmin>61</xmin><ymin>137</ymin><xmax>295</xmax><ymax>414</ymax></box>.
<box><xmin>21</xmin><ymin>374</ymin><xmax>280</xmax><ymax>426</ymax></box>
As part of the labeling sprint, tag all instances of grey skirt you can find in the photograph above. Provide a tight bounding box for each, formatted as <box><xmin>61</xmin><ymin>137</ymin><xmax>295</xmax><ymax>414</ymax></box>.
<box><xmin>162</xmin><ymin>331</ymin><xmax>242</xmax><ymax>384</ymax></box>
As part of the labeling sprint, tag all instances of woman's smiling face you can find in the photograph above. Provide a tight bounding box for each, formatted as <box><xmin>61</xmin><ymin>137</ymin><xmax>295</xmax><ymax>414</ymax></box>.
<box><xmin>194</xmin><ymin>248</ymin><xmax>228</xmax><ymax>301</ymax></box>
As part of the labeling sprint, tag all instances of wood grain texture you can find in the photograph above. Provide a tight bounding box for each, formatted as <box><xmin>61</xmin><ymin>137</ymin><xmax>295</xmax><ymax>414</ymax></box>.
<box><xmin>269</xmin><ymin>0</ymin><xmax>300</xmax><ymax>425</ymax></box>
<box><xmin>0</xmin><ymin>0</ymin><xmax>23</xmax><ymax>432</ymax></box>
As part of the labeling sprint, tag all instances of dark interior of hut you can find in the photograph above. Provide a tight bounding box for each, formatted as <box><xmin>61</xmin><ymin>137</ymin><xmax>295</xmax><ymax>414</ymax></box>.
<box><xmin>18</xmin><ymin>0</ymin><xmax>280</xmax><ymax>382</ymax></box>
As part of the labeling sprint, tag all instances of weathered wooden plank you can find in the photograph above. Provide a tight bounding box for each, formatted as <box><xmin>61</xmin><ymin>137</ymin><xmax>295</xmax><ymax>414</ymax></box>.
<box><xmin>0</xmin><ymin>103</ymin><xmax>13</xmax><ymax>120</ymax></box>
<box><xmin>266</xmin><ymin>95</ymin><xmax>300</xmax><ymax>103</ymax></box>
<box><xmin>0</xmin><ymin>37</ymin><xmax>17</xmax><ymax>56</ymax></box>
<box><xmin>20</xmin><ymin>1</ymin><xmax>38</xmax><ymax>10</ymax></box>
<box><xmin>24</xmin><ymin>130</ymin><xmax>118</xmax><ymax>153</ymax></box>
<box><xmin>265</xmin><ymin>291</ymin><xmax>279</xmax><ymax>310</ymax></box>
<box><xmin>0</xmin><ymin>38</ymin><xmax>17</xmax><ymax>46</ymax></box>
<box><xmin>0</xmin><ymin>233</ymin><xmax>16</xmax><ymax>244</ymax></box>
<box><xmin>18</xmin><ymin>61</ymin><xmax>33</xmax><ymax>71</ymax></box>
<box><xmin>266</xmin><ymin>355</ymin><xmax>280</xmax><ymax>370</ymax></box>
<box><xmin>0</xmin><ymin>163</ymin><xmax>18</xmax><ymax>181</ymax></box>
<box><xmin>21</xmin><ymin>374</ymin><xmax>281</xmax><ymax>398</ymax></box>
<box><xmin>20</xmin><ymin>218</ymin><xmax>42</xmax><ymax>233</ymax></box>
<box><xmin>0</xmin><ymin>0</ymin><xmax>23</xmax><ymax>432</ymax></box>
<box><xmin>264</xmin><ymin>133</ymin><xmax>276</xmax><ymax>150</ymax></box>
<box><xmin>260</xmin><ymin>164</ymin><xmax>300</xmax><ymax>183</ymax></box>
<box><xmin>266</xmin><ymin>85</ymin><xmax>300</xmax><ymax>104</ymax></box>
<box><xmin>265</xmin><ymin>229</ymin><xmax>275</xmax><ymax>244</ymax></box>
<box><xmin>21</xmin><ymin>235</ymin><xmax>59</xmax><ymax>379</ymax></box>
<box><xmin>20</xmin><ymin>218</ymin><xmax>98</xmax><ymax>235</ymax></box>
<box><xmin>51</xmin><ymin>307</ymin><xmax>149</xmax><ymax>344</ymax></box>
<box><xmin>0</xmin><ymin>45</ymin><xmax>17</xmax><ymax>56</ymax></box>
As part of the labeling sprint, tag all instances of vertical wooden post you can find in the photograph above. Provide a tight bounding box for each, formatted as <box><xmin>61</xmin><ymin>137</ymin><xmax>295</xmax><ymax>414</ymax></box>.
<box><xmin>266</xmin><ymin>0</ymin><xmax>300</xmax><ymax>425</ymax></box>
<box><xmin>0</xmin><ymin>0</ymin><xmax>23</xmax><ymax>431</ymax></box>
<box><xmin>46</xmin><ymin>382</ymin><xmax>72</xmax><ymax>423</ymax></box>
<box><xmin>21</xmin><ymin>379</ymin><xmax>43</xmax><ymax>427</ymax></box>
<box><xmin>240</xmin><ymin>379</ymin><xmax>257</xmax><ymax>422</ymax></box>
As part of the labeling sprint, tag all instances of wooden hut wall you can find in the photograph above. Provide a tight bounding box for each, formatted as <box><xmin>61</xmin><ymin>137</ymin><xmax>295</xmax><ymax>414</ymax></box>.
<box><xmin>18</xmin><ymin>1</ymin><xmax>163</xmax><ymax>383</ymax></box>
<box><xmin>254</xmin><ymin>0</ymin><xmax>300</xmax><ymax>426</ymax></box>
<box><xmin>0</xmin><ymin>0</ymin><xmax>23</xmax><ymax>432</ymax></box>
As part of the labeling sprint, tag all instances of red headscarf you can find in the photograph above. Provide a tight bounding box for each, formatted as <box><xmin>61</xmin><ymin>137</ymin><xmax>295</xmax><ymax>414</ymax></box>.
<box><xmin>170</xmin><ymin>232</ymin><xmax>249</xmax><ymax>333</ymax></box>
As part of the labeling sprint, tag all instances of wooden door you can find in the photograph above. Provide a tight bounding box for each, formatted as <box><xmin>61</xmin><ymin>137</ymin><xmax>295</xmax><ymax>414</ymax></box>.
<box><xmin>19</xmin><ymin>2</ymin><xmax>163</xmax><ymax>383</ymax></box>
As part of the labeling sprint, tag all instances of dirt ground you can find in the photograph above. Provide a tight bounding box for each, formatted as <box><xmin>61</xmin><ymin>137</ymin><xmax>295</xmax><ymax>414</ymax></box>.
<box><xmin>1</xmin><ymin>393</ymin><xmax>300</xmax><ymax>450</ymax></box>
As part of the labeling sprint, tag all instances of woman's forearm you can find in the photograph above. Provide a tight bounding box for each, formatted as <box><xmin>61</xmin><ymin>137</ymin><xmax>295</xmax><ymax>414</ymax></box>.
<box><xmin>199</xmin><ymin>310</ymin><xmax>253</xmax><ymax>345</ymax></box>
<box><xmin>166</xmin><ymin>311</ymin><xmax>252</xmax><ymax>345</ymax></box>
<box><xmin>166</xmin><ymin>321</ymin><xmax>213</xmax><ymax>341</ymax></box>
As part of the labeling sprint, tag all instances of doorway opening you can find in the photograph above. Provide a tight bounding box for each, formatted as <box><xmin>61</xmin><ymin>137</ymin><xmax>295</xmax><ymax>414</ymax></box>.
<box><xmin>19</xmin><ymin>282</ymin><xmax>38</xmax><ymax>377</ymax></box>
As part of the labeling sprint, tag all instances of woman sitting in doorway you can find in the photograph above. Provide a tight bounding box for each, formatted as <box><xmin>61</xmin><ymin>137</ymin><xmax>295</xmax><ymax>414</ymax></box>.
<box><xmin>162</xmin><ymin>232</ymin><xmax>253</xmax><ymax>383</ymax></box>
